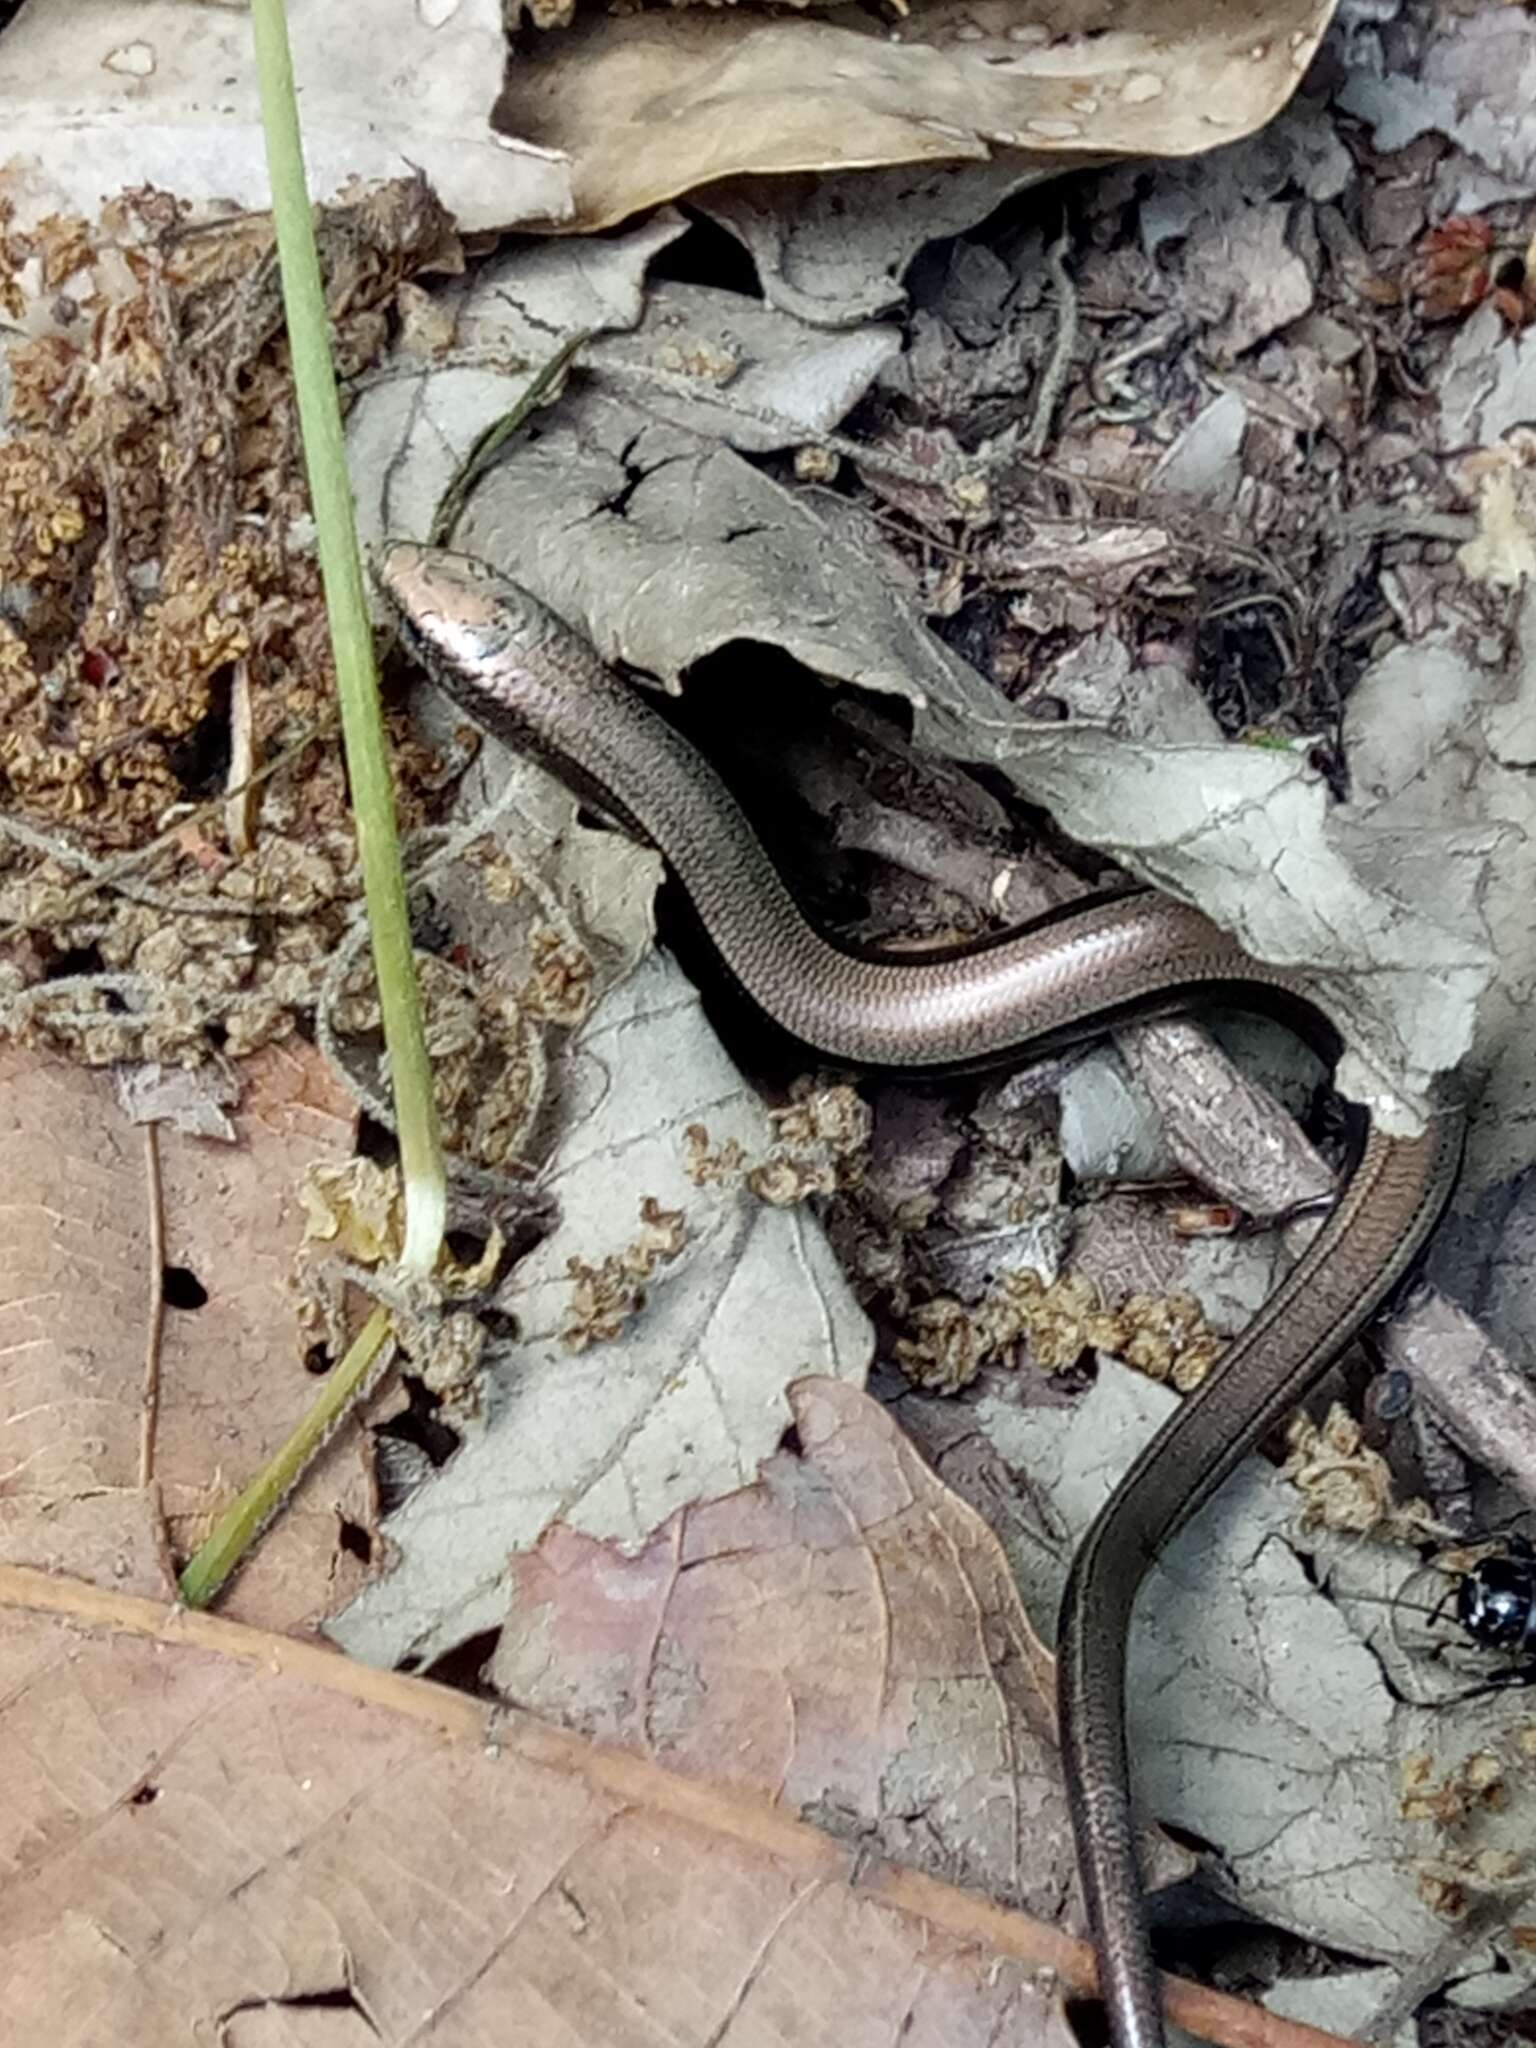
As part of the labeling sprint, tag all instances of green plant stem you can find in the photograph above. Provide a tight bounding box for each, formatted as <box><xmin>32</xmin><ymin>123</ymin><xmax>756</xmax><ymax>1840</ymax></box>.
<box><xmin>180</xmin><ymin>0</ymin><xmax>447</xmax><ymax>1608</ymax></box>
<box><xmin>178</xmin><ymin>1312</ymin><xmax>395</xmax><ymax>1609</ymax></box>
<box><xmin>249</xmin><ymin>0</ymin><xmax>444</xmax><ymax>1278</ymax></box>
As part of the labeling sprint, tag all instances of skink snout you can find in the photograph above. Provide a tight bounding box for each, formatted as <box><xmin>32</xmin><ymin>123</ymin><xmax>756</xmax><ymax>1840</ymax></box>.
<box><xmin>377</xmin><ymin>543</ymin><xmax>571</xmax><ymax>694</ymax></box>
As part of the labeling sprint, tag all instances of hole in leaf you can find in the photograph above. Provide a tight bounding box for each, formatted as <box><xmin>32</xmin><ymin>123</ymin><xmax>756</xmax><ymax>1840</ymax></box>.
<box><xmin>162</xmin><ymin>1266</ymin><xmax>208</xmax><ymax>1311</ymax></box>
<box><xmin>376</xmin><ymin>1377</ymin><xmax>460</xmax><ymax>1468</ymax></box>
<box><xmin>420</xmin><ymin>1627</ymin><xmax>502</xmax><ymax>1697</ymax></box>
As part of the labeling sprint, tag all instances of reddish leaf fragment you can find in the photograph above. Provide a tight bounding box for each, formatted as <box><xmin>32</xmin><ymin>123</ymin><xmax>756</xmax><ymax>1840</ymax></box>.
<box><xmin>1413</xmin><ymin>215</ymin><xmax>1493</xmax><ymax>323</ymax></box>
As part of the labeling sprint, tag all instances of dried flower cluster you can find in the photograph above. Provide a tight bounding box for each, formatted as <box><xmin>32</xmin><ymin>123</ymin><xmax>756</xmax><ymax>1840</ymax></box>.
<box><xmin>896</xmin><ymin>1266</ymin><xmax>1223</xmax><ymax>1396</ymax></box>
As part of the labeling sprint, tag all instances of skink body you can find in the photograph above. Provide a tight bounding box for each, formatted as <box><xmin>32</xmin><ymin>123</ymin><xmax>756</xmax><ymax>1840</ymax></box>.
<box><xmin>380</xmin><ymin>542</ymin><xmax>1463</xmax><ymax>2048</ymax></box>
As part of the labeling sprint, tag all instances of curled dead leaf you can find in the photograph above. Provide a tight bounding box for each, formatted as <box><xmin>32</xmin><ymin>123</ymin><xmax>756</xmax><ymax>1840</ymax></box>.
<box><xmin>495</xmin><ymin>2</ymin><xmax>1342</xmax><ymax>233</ymax></box>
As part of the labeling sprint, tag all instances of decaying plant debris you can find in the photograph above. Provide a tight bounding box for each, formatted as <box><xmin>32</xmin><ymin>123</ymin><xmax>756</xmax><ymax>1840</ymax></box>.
<box><xmin>0</xmin><ymin>184</ymin><xmax>437</xmax><ymax>1042</ymax></box>
<box><xmin>0</xmin><ymin>179</ymin><xmax>571</xmax><ymax>1166</ymax></box>
<box><xmin>0</xmin><ymin>179</ymin><xmax>455</xmax><ymax>839</ymax></box>
<box><xmin>5</xmin><ymin>2</ymin><xmax>1536</xmax><ymax>2042</ymax></box>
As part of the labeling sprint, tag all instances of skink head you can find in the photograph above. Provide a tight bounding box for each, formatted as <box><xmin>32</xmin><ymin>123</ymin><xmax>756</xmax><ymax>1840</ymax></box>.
<box><xmin>375</xmin><ymin>542</ymin><xmax>642</xmax><ymax>842</ymax></box>
<box><xmin>375</xmin><ymin>542</ymin><xmax>563</xmax><ymax>686</ymax></box>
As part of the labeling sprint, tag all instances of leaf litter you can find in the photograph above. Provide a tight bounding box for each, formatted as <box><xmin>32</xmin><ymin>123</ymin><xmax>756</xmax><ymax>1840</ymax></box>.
<box><xmin>5</xmin><ymin>0</ymin><xmax>1536</xmax><ymax>2039</ymax></box>
<box><xmin>0</xmin><ymin>1036</ymin><xmax>369</xmax><ymax>1631</ymax></box>
<box><xmin>0</xmin><ymin>1568</ymin><xmax>1079</xmax><ymax>2048</ymax></box>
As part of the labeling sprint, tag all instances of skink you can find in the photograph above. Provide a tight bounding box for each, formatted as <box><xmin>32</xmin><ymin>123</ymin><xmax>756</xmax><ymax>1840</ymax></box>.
<box><xmin>379</xmin><ymin>542</ymin><xmax>1463</xmax><ymax>2048</ymax></box>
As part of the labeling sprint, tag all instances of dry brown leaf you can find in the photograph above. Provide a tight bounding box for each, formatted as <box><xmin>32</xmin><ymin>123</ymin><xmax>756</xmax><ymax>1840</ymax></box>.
<box><xmin>0</xmin><ymin>1568</ymin><xmax>1079</xmax><ymax>2047</ymax></box>
<box><xmin>0</xmin><ymin>1041</ymin><xmax>368</xmax><ymax>1630</ymax></box>
<box><xmin>491</xmin><ymin>1377</ymin><xmax>1072</xmax><ymax>1921</ymax></box>
<box><xmin>497</xmin><ymin>0</ymin><xmax>1338</xmax><ymax>232</ymax></box>
<box><xmin>0</xmin><ymin>1566</ymin><xmax>1354</xmax><ymax>2048</ymax></box>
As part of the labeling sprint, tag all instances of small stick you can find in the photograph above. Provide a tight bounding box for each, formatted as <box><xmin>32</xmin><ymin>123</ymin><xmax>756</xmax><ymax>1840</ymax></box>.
<box><xmin>1024</xmin><ymin>226</ymin><xmax>1080</xmax><ymax>460</ymax></box>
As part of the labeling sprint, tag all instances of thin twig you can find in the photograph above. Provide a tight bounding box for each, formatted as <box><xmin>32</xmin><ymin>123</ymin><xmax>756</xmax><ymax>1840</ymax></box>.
<box><xmin>139</xmin><ymin>1122</ymin><xmax>166</xmax><ymax>1489</ymax></box>
<box><xmin>1024</xmin><ymin>227</ymin><xmax>1079</xmax><ymax>460</ymax></box>
<box><xmin>1378</xmin><ymin>1285</ymin><xmax>1536</xmax><ymax>1513</ymax></box>
<box><xmin>430</xmin><ymin>329</ymin><xmax>592</xmax><ymax>547</ymax></box>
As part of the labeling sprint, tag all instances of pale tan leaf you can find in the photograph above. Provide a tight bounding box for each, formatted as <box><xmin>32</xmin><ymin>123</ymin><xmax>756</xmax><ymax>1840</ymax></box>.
<box><xmin>0</xmin><ymin>1567</ymin><xmax>1085</xmax><ymax>2048</ymax></box>
<box><xmin>0</xmin><ymin>1043</ymin><xmax>367</xmax><ymax>1630</ymax></box>
<box><xmin>0</xmin><ymin>1566</ymin><xmax>1341</xmax><ymax>2048</ymax></box>
<box><xmin>491</xmin><ymin>1377</ymin><xmax>1072</xmax><ymax>1922</ymax></box>
<box><xmin>495</xmin><ymin>0</ymin><xmax>1340</xmax><ymax>233</ymax></box>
